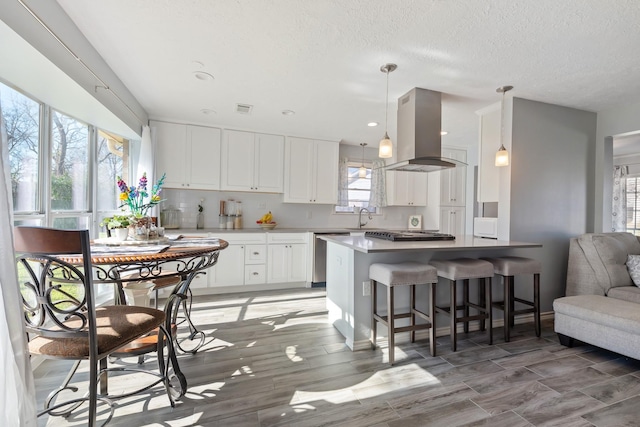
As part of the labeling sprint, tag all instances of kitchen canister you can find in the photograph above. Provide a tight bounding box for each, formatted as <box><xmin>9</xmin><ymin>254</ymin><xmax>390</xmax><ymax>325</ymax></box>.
<box><xmin>160</xmin><ymin>207</ymin><xmax>181</xmax><ymax>229</ymax></box>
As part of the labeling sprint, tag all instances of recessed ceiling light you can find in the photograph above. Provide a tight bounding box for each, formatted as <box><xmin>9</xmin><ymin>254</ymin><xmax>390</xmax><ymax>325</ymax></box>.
<box><xmin>440</xmin><ymin>130</ymin><xmax>448</xmax><ymax>135</ymax></box>
<box><xmin>282</xmin><ymin>110</ymin><xmax>295</xmax><ymax>116</ymax></box>
<box><xmin>193</xmin><ymin>71</ymin><xmax>214</xmax><ymax>81</ymax></box>
<box><xmin>191</xmin><ymin>61</ymin><xmax>205</xmax><ymax>68</ymax></box>
<box><xmin>201</xmin><ymin>108</ymin><xmax>216</xmax><ymax>115</ymax></box>
<box><xmin>368</xmin><ymin>122</ymin><xmax>378</xmax><ymax>127</ymax></box>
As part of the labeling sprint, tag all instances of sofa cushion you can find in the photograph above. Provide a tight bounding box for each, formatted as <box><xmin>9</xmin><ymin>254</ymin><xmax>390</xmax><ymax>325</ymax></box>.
<box><xmin>627</xmin><ymin>255</ymin><xmax>640</xmax><ymax>286</ymax></box>
<box><xmin>607</xmin><ymin>286</ymin><xmax>640</xmax><ymax>304</ymax></box>
<box><xmin>554</xmin><ymin>295</ymin><xmax>640</xmax><ymax>337</ymax></box>
<box><xmin>578</xmin><ymin>233</ymin><xmax>640</xmax><ymax>293</ymax></box>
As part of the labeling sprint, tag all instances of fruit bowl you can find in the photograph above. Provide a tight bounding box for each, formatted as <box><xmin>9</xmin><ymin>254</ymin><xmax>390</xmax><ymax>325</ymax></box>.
<box><xmin>259</xmin><ymin>223</ymin><xmax>277</xmax><ymax>230</ymax></box>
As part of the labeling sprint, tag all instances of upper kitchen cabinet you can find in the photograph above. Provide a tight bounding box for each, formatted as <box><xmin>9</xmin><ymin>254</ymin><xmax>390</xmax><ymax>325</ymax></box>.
<box><xmin>153</xmin><ymin>120</ymin><xmax>221</xmax><ymax>190</ymax></box>
<box><xmin>440</xmin><ymin>147</ymin><xmax>467</xmax><ymax>207</ymax></box>
<box><xmin>221</xmin><ymin>130</ymin><xmax>284</xmax><ymax>193</ymax></box>
<box><xmin>476</xmin><ymin>103</ymin><xmax>501</xmax><ymax>202</ymax></box>
<box><xmin>386</xmin><ymin>171</ymin><xmax>428</xmax><ymax>206</ymax></box>
<box><xmin>284</xmin><ymin>137</ymin><xmax>339</xmax><ymax>204</ymax></box>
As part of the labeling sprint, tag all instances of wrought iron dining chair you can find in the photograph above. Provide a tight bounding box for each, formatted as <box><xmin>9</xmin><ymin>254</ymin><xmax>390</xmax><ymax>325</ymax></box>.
<box><xmin>14</xmin><ymin>226</ymin><xmax>182</xmax><ymax>426</ymax></box>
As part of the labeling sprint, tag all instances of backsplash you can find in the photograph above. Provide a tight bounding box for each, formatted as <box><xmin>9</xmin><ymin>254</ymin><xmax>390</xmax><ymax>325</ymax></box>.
<box><xmin>161</xmin><ymin>188</ymin><xmax>428</xmax><ymax>230</ymax></box>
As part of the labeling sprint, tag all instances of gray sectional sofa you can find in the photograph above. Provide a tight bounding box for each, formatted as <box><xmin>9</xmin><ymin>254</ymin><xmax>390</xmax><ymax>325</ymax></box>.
<box><xmin>554</xmin><ymin>232</ymin><xmax>640</xmax><ymax>359</ymax></box>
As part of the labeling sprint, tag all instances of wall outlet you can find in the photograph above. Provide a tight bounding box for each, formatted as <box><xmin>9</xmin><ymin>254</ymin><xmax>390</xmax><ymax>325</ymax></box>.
<box><xmin>362</xmin><ymin>280</ymin><xmax>371</xmax><ymax>296</ymax></box>
<box><xmin>307</xmin><ymin>211</ymin><xmax>312</xmax><ymax>220</ymax></box>
<box><xmin>258</xmin><ymin>201</ymin><xmax>267</xmax><ymax>209</ymax></box>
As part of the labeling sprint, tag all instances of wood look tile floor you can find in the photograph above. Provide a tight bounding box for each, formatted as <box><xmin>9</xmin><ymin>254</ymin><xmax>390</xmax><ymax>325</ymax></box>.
<box><xmin>34</xmin><ymin>288</ymin><xmax>640</xmax><ymax>426</ymax></box>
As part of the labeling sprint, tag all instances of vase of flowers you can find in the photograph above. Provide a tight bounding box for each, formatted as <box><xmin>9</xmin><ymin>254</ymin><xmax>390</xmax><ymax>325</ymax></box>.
<box><xmin>116</xmin><ymin>172</ymin><xmax>166</xmax><ymax>240</ymax></box>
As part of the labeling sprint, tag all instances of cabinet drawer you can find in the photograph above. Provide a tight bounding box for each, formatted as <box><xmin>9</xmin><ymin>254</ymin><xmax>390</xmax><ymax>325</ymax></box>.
<box><xmin>245</xmin><ymin>244</ymin><xmax>266</xmax><ymax>264</ymax></box>
<box><xmin>245</xmin><ymin>265</ymin><xmax>266</xmax><ymax>284</ymax></box>
<box><xmin>267</xmin><ymin>232</ymin><xmax>309</xmax><ymax>244</ymax></box>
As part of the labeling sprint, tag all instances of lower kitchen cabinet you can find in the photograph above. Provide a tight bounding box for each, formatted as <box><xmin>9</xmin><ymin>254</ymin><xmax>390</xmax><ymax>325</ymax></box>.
<box><xmin>267</xmin><ymin>244</ymin><xmax>307</xmax><ymax>283</ymax></box>
<box><xmin>210</xmin><ymin>243</ymin><xmax>246</xmax><ymax>287</ymax></box>
<box><xmin>209</xmin><ymin>233</ymin><xmax>267</xmax><ymax>287</ymax></box>
<box><xmin>267</xmin><ymin>232</ymin><xmax>308</xmax><ymax>284</ymax></box>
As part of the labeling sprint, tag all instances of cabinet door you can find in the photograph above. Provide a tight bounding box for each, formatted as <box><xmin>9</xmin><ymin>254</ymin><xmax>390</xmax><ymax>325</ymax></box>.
<box><xmin>267</xmin><ymin>244</ymin><xmax>289</xmax><ymax>283</ymax></box>
<box><xmin>188</xmin><ymin>125</ymin><xmax>221</xmax><ymax>190</ymax></box>
<box><xmin>439</xmin><ymin>206</ymin><xmax>465</xmax><ymax>235</ymax></box>
<box><xmin>410</xmin><ymin>173</ymin><xmax>428</xmax><ymax>206</ymax></box>
<box><xmin>440</xmin><ymin>148</ymin><xmax>467</xmax><ymax>206</ymax></box>
<box><xmin>254</xmin><ymin>133</ymin><xmax>284</xmax><ymax>193</ymax></box>
<box><xmin>153</xmin><ymin>121</ymin><xmax>187</xmax><ymax>189</ymax></box>
<box><xmin>386</xmin><ymin>171</ymin><xmax>427</xmax><ymax>206</ymax></box>
<box><xmin>210</xmin><ymin>244</ymin><xmax>245</xmax><ymax>286</ymax></box>
<box><xmin>288</xmin><ymin>244</ymin><xmax>307</xmax><ymax>282</ymax></box>
<box><xmin>283</xmin><ymin>137</ymin><xmax>313</xmax><ymax>203</ymax></box>
<box><xmin>221</xmin><ymin>130</ymin><xmax>255</xmax><ymax>191</ymax></box>
<box><xmin>312</xmin><ymin>140</ymin><xmax>339</xmax><ymax>204</ymax></box>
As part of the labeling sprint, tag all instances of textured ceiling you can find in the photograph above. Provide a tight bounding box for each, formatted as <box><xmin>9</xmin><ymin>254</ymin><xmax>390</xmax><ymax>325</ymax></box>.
<box><xmin>56</xmin><ymin>0</ymin><xmax>640</xmax><ymax>148</ymax></box>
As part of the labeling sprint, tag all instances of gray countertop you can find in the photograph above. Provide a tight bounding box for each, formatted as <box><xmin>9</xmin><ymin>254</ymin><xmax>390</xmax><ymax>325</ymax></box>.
<box><xmin>166</xmin><ymin>227</ymin><xmax>409</xmax><ymax>234</ymax></box>
<box><xmin>318</xmin><ymin>234</ymin><xmax>542</xmax><ymax>253</ymax></box>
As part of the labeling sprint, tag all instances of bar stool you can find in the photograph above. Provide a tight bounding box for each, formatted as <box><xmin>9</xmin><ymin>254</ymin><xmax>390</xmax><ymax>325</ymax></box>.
<box><xmin>430</xmin><ymin>258</ymin><xmax>494</xmax><ymax>351</ymax></box>
<box><xmin>369</xmin><ymin>262</ymin><xmax>438</xmax><ymax>364</ymax></box>
<box><xmin>482</xmin><ymin>256</ymin><xmax>541</xmax><ymax>342</ymax></box>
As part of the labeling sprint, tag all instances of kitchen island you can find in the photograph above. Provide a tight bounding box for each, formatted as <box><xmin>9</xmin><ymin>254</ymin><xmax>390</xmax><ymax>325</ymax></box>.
<box><xmin>320</xmin><ymin>235</ymin><xmax>542</xmax><ymax>350</ymax></box>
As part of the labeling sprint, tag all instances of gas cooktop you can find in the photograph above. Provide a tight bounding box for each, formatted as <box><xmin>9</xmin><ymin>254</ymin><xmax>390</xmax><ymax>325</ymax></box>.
<box><xmin>364</xmin><ymin>231</ymin><xmax>455</xmax><ymax>241</ymax></box>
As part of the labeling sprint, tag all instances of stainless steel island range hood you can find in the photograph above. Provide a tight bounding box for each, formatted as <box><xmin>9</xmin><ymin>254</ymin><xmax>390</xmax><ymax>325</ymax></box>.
<box><xmin>383</xmin><ymin>88</ymin><xmax>466</xmax><ymax>172</ymax></box>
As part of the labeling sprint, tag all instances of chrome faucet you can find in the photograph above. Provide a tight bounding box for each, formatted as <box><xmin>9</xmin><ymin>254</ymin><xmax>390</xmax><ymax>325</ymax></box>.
<box><xmin>358</xmin><ymin>207</ymin><xmax>372</xmax><ymax>229</ymax></box>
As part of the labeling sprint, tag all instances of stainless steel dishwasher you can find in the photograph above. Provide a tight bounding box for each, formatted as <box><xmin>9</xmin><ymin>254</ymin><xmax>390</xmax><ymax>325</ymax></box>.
<box><xmin>312</xmin><ymin>232</ymin><xmax>349</xmax><ymax>285</ymax></box>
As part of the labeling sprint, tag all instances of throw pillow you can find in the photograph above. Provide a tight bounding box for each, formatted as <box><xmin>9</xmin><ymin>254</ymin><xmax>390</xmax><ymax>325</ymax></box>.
<box><xmin>626</xmin><ymin>254</ymin><xmax>640</xmax><ymax>286</ymax></box>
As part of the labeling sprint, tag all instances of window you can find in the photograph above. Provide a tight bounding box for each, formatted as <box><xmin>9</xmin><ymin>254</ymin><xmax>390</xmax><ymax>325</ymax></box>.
<box><xmin>2</xmin><ymin>82</ymin><xmax>41</xmax><ymax>214</ymax></box>
<box><xmin>1</xmin><ymin>80</ymin><xmax>132</xmax><ymax>234</ymax></box>
<box><xmin>627</xmin><ymin>176</ymin><xmax>640</xmax><ymax>235</ymax></box>
<box><xmin>335</xmin><ymin>162</ymin><xmax>378</xmax><ymax>213</ymax></box>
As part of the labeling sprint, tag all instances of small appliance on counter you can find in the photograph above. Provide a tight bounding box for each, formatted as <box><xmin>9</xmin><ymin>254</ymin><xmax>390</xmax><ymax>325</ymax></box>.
<box><xmin>473</xmin><ymin>217</ymin><xmax>498</xmax><ymax>239</ymax></box>
<box><xmin>160</xmin><ymin>206</ymin><xmax>181</xmax><ymax>229</ymax></box>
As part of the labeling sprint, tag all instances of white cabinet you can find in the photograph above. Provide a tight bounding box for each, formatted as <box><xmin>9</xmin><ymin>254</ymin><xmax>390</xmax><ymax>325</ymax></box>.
<box><xmin>153</xmin><ymin>120</ymin><xmax>221</xmax><ymax>190</ymax></box>
<box><xmin>440</xmin><ymin>206</ymin><xmax>466</xmax><ymax>236</ymax></box>
<box><xmin>244</xmin><ymin>244</ymin><xmax>267</xmax><ymax>284</ymax></box>
<box><xmin>440</xmin><ymin>147</ymin><xmax>467</xmax><ymax>206</ymax></box>
<box><xmin>210</xmin><ymin>244</ymin><xmax>245</xmax><ymax>287</ymax></box>
<box><xmin>221</xmin><ymin>130</ymin><xmax>284</xmax><ymax>193</ymax></box>
<box><xmin>284</xmin><ymin>137</ymin><xmax>339</xmax><ymax>204</ymax></box>
<box><xmin>266</xmin><ymin>233</ymin><xmax>308</xmax><ymax>283</ymax></box>
<box><xmin>210</xmin><ymin>233</ymin><xmax>267</xmax><ymax>287</ymax></box>
<box><xmin>386</xmin><ymin>171</ymin><xmax>428</xmax><ymax>206</ymax></box>
<box><xmin>476</xmin><ymin>104</ymin><xmax>501</xmax><ymax>202</ymax></box>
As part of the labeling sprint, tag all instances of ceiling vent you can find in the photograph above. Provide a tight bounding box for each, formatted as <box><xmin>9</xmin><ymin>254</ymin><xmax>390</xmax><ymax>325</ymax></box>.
<box><xmin>235</xmin><ymin>103</ymin><xmax>253</xmax><ymax>114</ymax></box>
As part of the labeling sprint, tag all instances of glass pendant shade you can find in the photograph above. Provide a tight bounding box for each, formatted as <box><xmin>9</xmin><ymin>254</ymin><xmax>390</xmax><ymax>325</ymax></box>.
<box><xmin>495</xmin><ymin>145</ymin><xmax>509</xmax><ymax>166</ymax></box>
<box><xmin>378</xmin><ymin>133</ymin><xmax>393</xmax><ymax>158</ymax></box>
<box><xmin>378</xmin><ymin>64</ymin><xmax>396</xmax><ymax>159</ymax></box>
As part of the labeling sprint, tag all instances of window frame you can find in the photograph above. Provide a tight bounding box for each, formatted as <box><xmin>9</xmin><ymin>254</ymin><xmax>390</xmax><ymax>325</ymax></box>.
<box><xmin>334</xmin><ymin>160</ymin><xmax>379</xmax><ymax>214</ymax></box>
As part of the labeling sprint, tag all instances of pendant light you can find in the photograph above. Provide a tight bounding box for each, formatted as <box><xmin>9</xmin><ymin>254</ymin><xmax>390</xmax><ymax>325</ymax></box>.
<box><xmin>379</xmin><ymin>63</ymin><xmax>397</xmax><ymax>158</ymax></box>
<box><xmin>495</xmin><ymin>85</ymin><xmax>513</xmax><ymax>167</ymax></box>
<box><xmin>358</xmin><ymin>143</ymin><xmax>368</xmax><ymax>178</ymax></box>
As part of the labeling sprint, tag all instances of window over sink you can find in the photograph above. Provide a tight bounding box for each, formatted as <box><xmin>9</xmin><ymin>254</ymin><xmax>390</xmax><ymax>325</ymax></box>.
<box><xmin>335</xmin><ymin>162</ymin><xmax>378</xmax><ymax>214</ymax></box>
